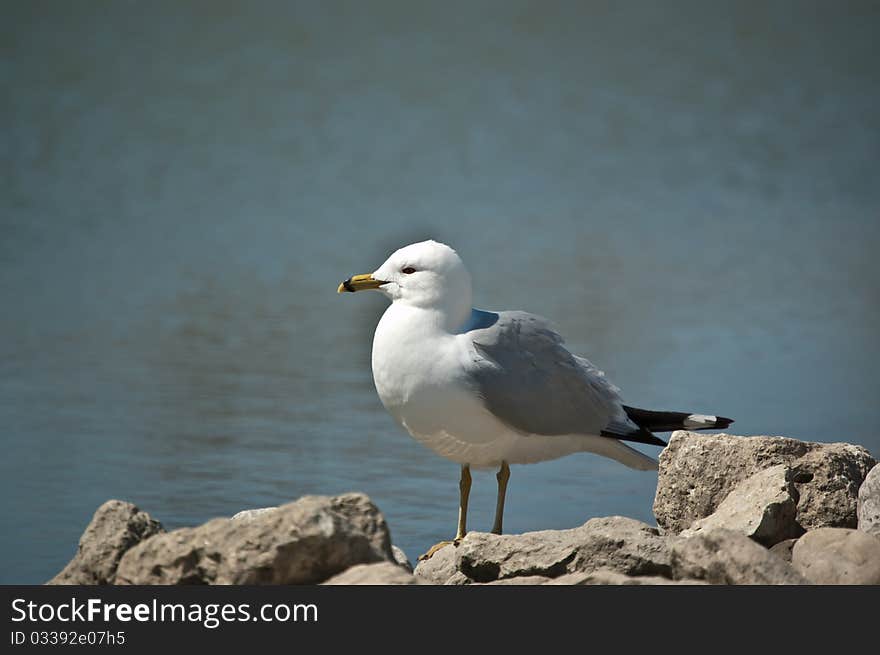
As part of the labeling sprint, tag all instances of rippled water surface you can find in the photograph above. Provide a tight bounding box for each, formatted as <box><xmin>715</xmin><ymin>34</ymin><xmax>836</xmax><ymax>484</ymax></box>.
<box><xmin>2</xmin><ymin>1</ymin><xmax>879</xmax><ymax>583</ymax></box>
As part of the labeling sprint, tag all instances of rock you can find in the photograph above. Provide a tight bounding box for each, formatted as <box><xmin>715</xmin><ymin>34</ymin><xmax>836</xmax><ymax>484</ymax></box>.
<box><xmin>670</xmin><ymin>529</ymin><xmax>808</xmax><ymax>584</ymax></box>
<box><xmin>115</xmin><ymin>493</ymin><xmax>394</xmax><ymax>584</ymax></box>
<box><xmin>481</xmin><ymin>576</ymin><xmax>553</xmax><ymax>585</ymax></box>
<box><xmin>792</xmin><ymin>447</ymin><xmax>876</xmax><ymax>530</ymax></box>
<box><xmin>56</xmin><ymin>445</ymin><xmax>878</xmax><ymax>589</ymax></box>
<box><xmin>768</xmin><ymin>538</ymin><xmax>798</xmax><ymax>563</ymax></box>
<box><xmin>443</xmin><ymin>572</ymin><xmax>472</xmax><ymax>585</ymax></box>
<box><xmin>48</xmin><ymin>500</ymin><xmax>163</xmax><ymax>585</ymax></box>
<box><xmin>415</xmin><ymin>516</ymin><xmax>671</xmax><ymax>584</ymax></box>
<box><xmin>460</xmin><ymin>517</ymin><xmax>672</xmax><ymax>583</ymax></box>
<box><xmin>391</xmin><ymin>545</ymin><xmax>413</xmax><ymax>572</ymax></box>
<box><xmin>322</xmin><ymin>562</ymin><xmax>420</xmax><ymax>585</ymax></box>
<box><xmin>857</xmin><ymin>464</ymin><xmax>880</xmax><ymax>536</ymax></box>
<box><xmin>546</xmin><ymin>569</ymin><xmax>708</xmax><ymax>585</ymax></box>
<box><xmin>413</xmin><ymin>543</ymin><xmax>459</xmax><ymax>584</ymax></box>
<box><xmin>231</xmin><ymin>507</ymin><xmax>278</xmax><ymax>522</ymax></box>
<box><xmin>231</xmin><ymin>508</ymin><xmax>417</xmax><ymax>577</ymax></box>
<box><xmin>682</xmin><ymin>465</ymin><xmax>802</xmax><ymax>547</ymax></box>
<box><xmin>654</xmin><ymin>432</ymin><xmax>875</xmax><ymax>534</ymax></box>
<box><xmin>791</xmin><ymin>527</ymin><xmax>880</xmax><ymax>584</ymax></box>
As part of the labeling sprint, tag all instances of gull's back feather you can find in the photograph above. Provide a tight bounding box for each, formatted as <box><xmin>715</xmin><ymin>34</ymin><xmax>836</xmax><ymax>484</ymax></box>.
<box><xmin>460</xmin><ymin>310</ymin><xmax>621</xmax><ymax>438</ymax></box>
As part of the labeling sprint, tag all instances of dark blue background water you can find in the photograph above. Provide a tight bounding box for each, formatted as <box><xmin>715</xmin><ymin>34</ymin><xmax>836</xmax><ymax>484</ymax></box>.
<box><xmin>2</xmin><ymin>1</ymin><xmax>878</xmax><ymax>583</ymax></box>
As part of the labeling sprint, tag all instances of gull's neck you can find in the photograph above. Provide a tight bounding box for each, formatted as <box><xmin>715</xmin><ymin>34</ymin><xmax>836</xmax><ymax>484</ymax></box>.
<box><xmin>385</xmin><ymin>301</ymin><xmax>472</xmax><ymax>334</ymax></box>
<box><xmin>381</xmin><ymin>277</ymin><xmax>474</xmax><ymax>335</ymax></box>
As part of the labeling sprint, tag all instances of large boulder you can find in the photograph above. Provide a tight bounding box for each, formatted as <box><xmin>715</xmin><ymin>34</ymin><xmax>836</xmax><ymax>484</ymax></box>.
<box><xmin>115</xmin><ymin>493</ymin><xmax>394</xmax><ymax>584</ymax></box>
<box><xmin>654</xmin><ymin>432</ymin><xmax>875</xmax><ymax>534</ymax></box>
<box><xmin>414</xmin><ymin>516</ymin><xmax>671</xmax><ymax>585</ymax></box>
<box><xmin>48</xmin><ymin>501</ymin><xmax>164</xmax><ymax>585</ymax></box>
<box><xmin>792</xmin><ymin>447</ymin><xmax>875</xmax><ymax>529</ymax></box>
<box><xmin>682</xmin><ymin>465</ymin><xmax>802</xmax><ymax>546</ymax></box>
<box><xmin>322</xmin><ymin>562</ymin><xmax>420</xmax><ymax>585</ymax></box>
<box><xmin>413</xmin><ymin>542</ymin><xmax>461</xmax><ymax>584</ymax></box>
<box><xmin>546</xmin><ymin>570</ymin><xmax>708</xmax><ymax>585</ymax></box>
<box><xmin>481</xmin><ymin>576</ymin><xmax>554</xmax><ymax>585</ymax></box>
<box><xmin>669</xmin><ymin>529</ymin><xmax>808</xmax><ymax>585</ymax></box>
<box><xmin>477</xmin><ymin>570</ymin><xmax>708</xmax><ymax>585</ymax></box>
<box><xmin>857</xmin><ymin>464</ymin><xmax>880</xmax><ymax>537</ymax></box>
<box><xmin>791</xmin><ymin>527</ymin><xmax>880</xmax><ymax>584</ymax></box>
<box><xmin>768</xmin><ymin>538</ymin><xmax>798</xmax><ymax>563</ymax></box>
<box><xmin>230</xmin><ymin>507</ymin><xmax>278</xmax><ymax>522</ymax></box>
<box><xmin>231</xmin><ymin>505</ymin><xmax>415</xmax><ymax>572</ymax></box>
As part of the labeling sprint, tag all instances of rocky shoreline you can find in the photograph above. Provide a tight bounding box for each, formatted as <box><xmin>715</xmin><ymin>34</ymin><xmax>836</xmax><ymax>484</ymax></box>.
<box><xmin>48</xmin><ymin>431</ymin><xmax>880</xmax><ymax>585</ymax></box>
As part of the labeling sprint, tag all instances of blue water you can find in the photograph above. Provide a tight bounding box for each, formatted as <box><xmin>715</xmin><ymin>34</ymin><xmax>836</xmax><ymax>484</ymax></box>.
<box><xmin>2</xmin><ymin>1</ymin><xmax>878</xmax><ymax>584</ymax></box>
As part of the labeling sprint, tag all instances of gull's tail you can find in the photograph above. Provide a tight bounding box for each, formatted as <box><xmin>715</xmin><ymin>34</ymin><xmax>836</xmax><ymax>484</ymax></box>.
<box><xmin>622</xmin><ymin>406</ymin><xmax>734</xmax><ymax>434</ymax></box>
<box><xmin>596</xmin><ymin>406</ymin><xmax>733</xmax><ymax>471</ymax></box>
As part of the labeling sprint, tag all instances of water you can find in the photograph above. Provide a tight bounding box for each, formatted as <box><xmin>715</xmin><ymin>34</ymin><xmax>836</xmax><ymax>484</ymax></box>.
<box><xmin>2</xmin><ymin>1</ymin><xmax>878</xmax><ymax>584</ymax></box>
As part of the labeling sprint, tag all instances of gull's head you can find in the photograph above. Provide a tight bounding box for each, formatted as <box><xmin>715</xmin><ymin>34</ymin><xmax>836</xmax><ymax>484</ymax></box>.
<box><xmin>338</xmin><ymin>240</ymin><xmax>472</xmax><ymax>315</ymax></box>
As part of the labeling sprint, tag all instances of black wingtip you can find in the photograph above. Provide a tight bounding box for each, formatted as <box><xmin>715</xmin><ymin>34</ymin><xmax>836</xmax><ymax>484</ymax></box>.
<box><xmin>643</xmin><ymin>433</ymin><xmax>669</xmax><ymax>447</ymax></box>
<box><xmin>622</xmin><ymin>406</ymin><xmax>735</xmax><ymax>433</ymax></box>
<box><xmin>601</xmin><ymin>428</ymin><xmax>667</xmax><ymax>447</ymax></box>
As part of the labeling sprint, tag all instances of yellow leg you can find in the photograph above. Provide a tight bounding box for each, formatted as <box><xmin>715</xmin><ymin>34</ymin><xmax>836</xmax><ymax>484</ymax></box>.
<box><xmin>491</xmin><ymin>461</ymin><xmax>510</xmax><ymax>535</ymax></box>
<box><xmin>420</xmin><ymin>465</ymin><xmax>471</xmax><ymax>560</ymax></box>
<box><xmin>456</xmin><ymin>464</ymin><xmax>471</xmax><ymax>541</ymax></box>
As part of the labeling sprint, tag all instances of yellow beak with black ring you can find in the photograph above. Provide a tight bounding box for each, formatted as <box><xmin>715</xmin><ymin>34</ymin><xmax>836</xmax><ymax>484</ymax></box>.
<box><xmin>337</xmin><ymin>273</ymin><xmax>387</xmax><ymax>293</ymax></box>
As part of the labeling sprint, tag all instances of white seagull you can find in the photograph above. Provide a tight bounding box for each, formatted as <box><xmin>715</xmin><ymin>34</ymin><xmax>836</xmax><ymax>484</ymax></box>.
<box><xmin>338</xmin><ymin>240</ymin><xmax>732</xmax><ymax>559</ymax></box>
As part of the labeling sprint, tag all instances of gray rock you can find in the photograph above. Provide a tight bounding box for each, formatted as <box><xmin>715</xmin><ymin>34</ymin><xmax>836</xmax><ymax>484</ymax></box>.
<box><xmin>391</xmin><ymin>545</ymin><xmax>413</xmax><ymax>572</ymax></box>
<box><xmin>768</xmin><ymin>538</ymin><xmax>799</xmax><ymax>563</ymax></box>
<box><xmin>231</xmin><ymin>507</ymin><xmax>278</xmax><ymax>522</ymax></box>
<box><xmin>461</xmin><ymin>516</ymin><xmax>672</xmax><ymax>583</ymax></box>
<box><xmin>791</xmin><ymin>527</ymin><xmax>880</xmax><ymax>584</ymax></box>
<box><xmin>670</xmin><ymin>529</ymin><xmax>808</xmax><ymax>585</ymax></box>
<box><xmin>413</xmin><ymin>543</ymin><xmax>458</xmax><ymax>584</ymax></box>
<box><xmin>322</xmin><ymin>562</ymin><xmax>420</xmax><ymax>585</ymax></box>
<box><xmin>682</xmin><ymin>465</ymin><xmax>802</xmax><ymax>547</ymax></box>
<box><xmin>792</xmin><ymin>447</ymin><xmax>876</xmax><ymax>530</ymax></box>
<box><xmin>48</xmin><ymin>500</ymin><xmax>164</xmax><ymax>585</ymax></box>
<box><xmin>857</xmin><ymin>464</ymin><xmax>880</xmax><ymax>537</ymax></box>
<box><xmin>443</xmin><ymin>572</ymin><xmax>473</xmax><ymax>585</ymax></box>
<box><xmin>416</xmin><ymin>516</ymin><xmax>671</xmax><ymax>584</ymax></box>
<box><xmin>115</xmin><ymin>493</ymin><xmax>394</xmax><ymax>584</ymax></box>
<box><xmin>480</xmin><ymin>576</ymin><xmax>553</xmax><ymax>585</ymax></box>
<box><xmin>654</xmin><ymin>432</ymin><xmax>875</xmax><ymax>534</ymax></box>
<box><xmin>546</xmin><ymin>569</ymin><xmax>708</xmax><ymax>585</ymax></box>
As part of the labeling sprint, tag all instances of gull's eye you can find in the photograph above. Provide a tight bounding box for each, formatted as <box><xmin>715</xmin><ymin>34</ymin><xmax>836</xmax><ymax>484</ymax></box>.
<box><xmin>401</xmin><ymin>267</ymin><xmax>416</xmax><ymax>274</ymax></box>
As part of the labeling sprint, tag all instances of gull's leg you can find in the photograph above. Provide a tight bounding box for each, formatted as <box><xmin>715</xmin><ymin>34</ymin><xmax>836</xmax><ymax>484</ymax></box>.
<box><xmin>419</xmin><ymin>465</ymin><xmax>471</xmax><ymax>560</ymax></box>
<box><xmin>490</xmin><ymin>461</ymin><xmax>510</xmax><ymax>535</ymax></box>
<box><xmin>455</xmin><ymin>464</ymin><xmax>472</xmax><ymax>541</ymax></box>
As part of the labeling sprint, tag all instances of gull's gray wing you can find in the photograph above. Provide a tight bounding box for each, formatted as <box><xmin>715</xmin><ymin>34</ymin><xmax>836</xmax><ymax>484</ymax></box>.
<box><xmin>460</xmin><ymin>310</ymin><xmax>625</xmax><ymax>438</ymax></box>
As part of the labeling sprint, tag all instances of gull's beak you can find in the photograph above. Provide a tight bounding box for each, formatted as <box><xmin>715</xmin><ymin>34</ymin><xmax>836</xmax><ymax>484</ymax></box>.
<box><xmin>337</xmin><ymin>273</ymin><xmax>387</xmax><ymax>293</ymax></box>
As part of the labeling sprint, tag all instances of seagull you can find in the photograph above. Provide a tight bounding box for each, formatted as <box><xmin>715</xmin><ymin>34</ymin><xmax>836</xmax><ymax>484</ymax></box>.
<box><xmin>338</xmin><ymin>240</ymin><xmax>732</xmax><ymax>559</ymax></box>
